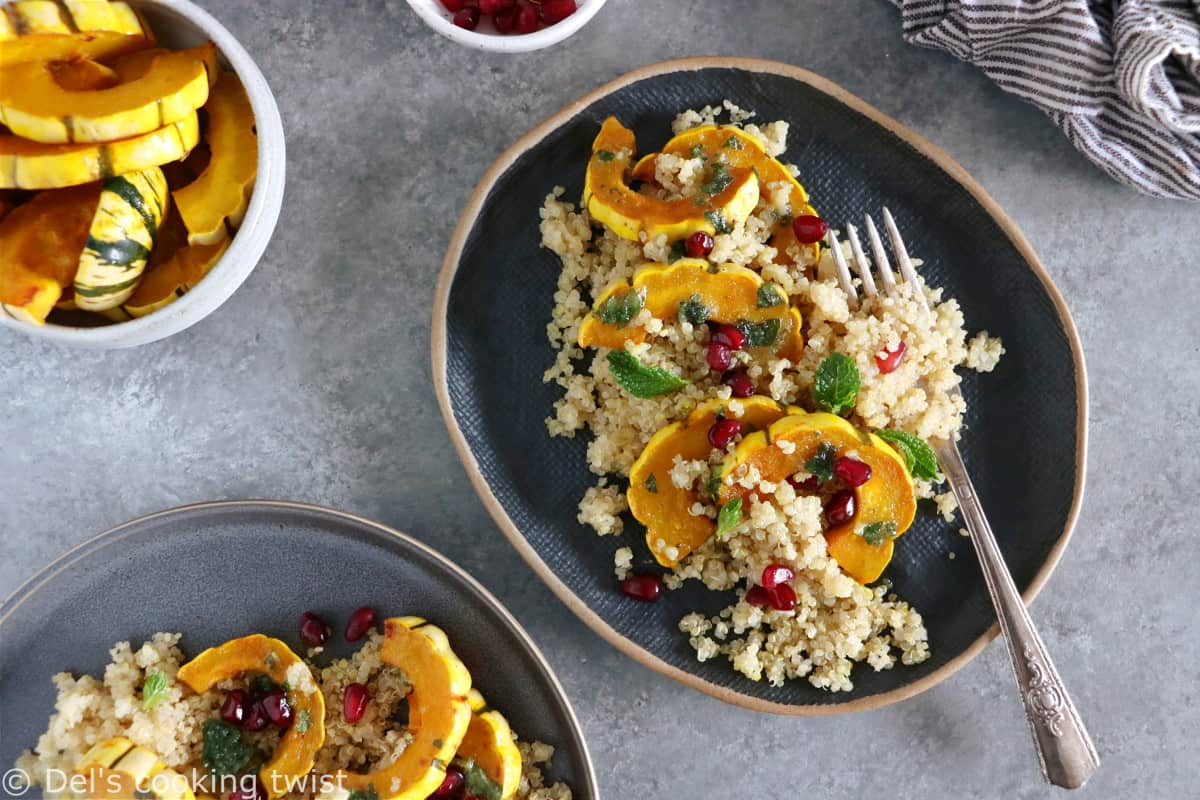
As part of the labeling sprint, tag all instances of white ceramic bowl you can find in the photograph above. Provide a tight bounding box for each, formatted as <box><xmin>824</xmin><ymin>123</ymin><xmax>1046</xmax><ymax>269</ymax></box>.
<box><xmin>0</xmin><ymin>0</ymin><xmax>285</xmax><ymax>349</ymax></box>
<box><xmin>406</xmin><ymin>0</ymin><xmax>606</xmax><ymax>53</ymax></box>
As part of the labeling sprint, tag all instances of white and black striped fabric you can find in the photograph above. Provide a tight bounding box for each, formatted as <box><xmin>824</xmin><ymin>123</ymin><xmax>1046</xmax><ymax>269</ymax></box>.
<box><xmin>890</xmin><ymin>0</ymin><xmax>1200</xmax><ymax>201</ymax></box>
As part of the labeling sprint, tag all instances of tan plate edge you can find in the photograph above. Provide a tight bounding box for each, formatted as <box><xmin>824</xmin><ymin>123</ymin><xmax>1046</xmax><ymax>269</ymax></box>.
<box><xmin>430</xmin><ymin>56</ymin><xmax>1089</xmax><ymax>716</ymax></box>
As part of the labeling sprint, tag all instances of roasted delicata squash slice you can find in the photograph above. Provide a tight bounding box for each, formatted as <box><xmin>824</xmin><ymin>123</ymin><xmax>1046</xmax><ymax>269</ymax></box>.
<box><xmin>719</xmin><ymin>412</ymin><xmax>917</xmax><ymax>583</ymax></box>
<box><xmin>75</xmin><ymin>737</ymin><xmax>195</xmax><ymax>800</ymax></box>
<box><xmin>61</xmin><ymin>0</ymin><xmax>153</xmax><ymax>39</ymax></box>
<box><xmin>455</xmin><ymin>691</ymin><xmax>523</xmax><ymax>800</ymax></box>
<box><xmin>0</xmin><ymin>42</ymin><xmax>213</xmax><ymax>143</ymax></box>
<box><xmin>339</xmin><ymin>617</ymin><xmax>472</xmax><ymax>800</ymax></box>
<box><xmin>50</xmin><ymin>58</ymin><xmax>121</xmax><ymax>91</ymax></box>
<box><xmin>583</xmin><ymin>117</ymin><xmax>759</xmax><ymax>242</ymax></box>
<box><xmin>578</xmin><ymin>259</ymin><xmax>803</xmax><ymax>360</ymax></box>
<box><xmin>173</xmin><ymin>71</ymin><xmax>256</xmax><ymax>245</ymax></box>
<box><xmin>74</xmin><ymin>166</ymin><xmax>168</xmax><ymax>310</ymax></box>
<box><xmin>0</xmin><ymin>0</ymin><xmax>152</xmax><ymax>67</ymax></box>
<box><xmin>630</xmin><ymin>396</ymin><xmax>792</xmax><ymax>567</ymax></box>
<box><xmin>6</xmin><ymin>0</ymin><xmax>71</xmax><ymax>34</ymax></box>
<box><xmin>0</xmin><ymin>183</ymin><xmax>100</xmax><ymax>324</ymax></box>
<box><xmin>630</xmin><ymin>125</ymin><xmax>822</xmax><ymax>266</ymax></box>
<box><xmin>0</xmin><ymin>111</ymin><xmax>200</xmax><ymax>190</ymax></box>
<box><xmin>177</xmin><ymin>635</ymin><xmax>326</xmax><ymax>799</ymax></box>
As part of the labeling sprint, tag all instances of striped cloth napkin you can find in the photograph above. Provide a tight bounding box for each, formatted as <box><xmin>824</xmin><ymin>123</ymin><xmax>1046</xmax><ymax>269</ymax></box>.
<box><xmin>889</xmin><ymin>0</ymin><xmax>1200</xmax><ymax>201</ymax></box>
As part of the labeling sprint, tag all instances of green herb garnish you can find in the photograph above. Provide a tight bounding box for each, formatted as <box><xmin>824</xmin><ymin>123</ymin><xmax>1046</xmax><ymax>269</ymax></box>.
<box><xmin>705</xmin><ymin>466</ymin><xmax>723</xmax><ymax>499</ymax></box>
<box><xmin>249</xmin><ymin>674</ymin><xmax>282</xmax><ymax>697</ymax></box>
<box><xmin>861</xmin><ymin>521</ymin><xmax>899</xmax><ymax>547</ymax></box>
<box><xmin>596</xmin><ymin>150</ymin><xmax>616</xmax><ymax>162</ymax></box>
<box><xmin>736</xmin><ymin>318</ymin><xmax>780</xmax><ymax>348</ymax></box>
<box><xmin>723</xmin><ymin>135</ymin><xmax>744</xmax><ymax>150</ymax></box>
<box><xmin>715</xmin><ymin>498</ymin><xmax>743</xmax><ymax>538</ymax></box>
<box><xmin>875</xmin><ymin>429</ymin><xmax>940</xmax><ymax>481</ymax></box>
<box><xmin>201</xmin><ymin>720</ymin><xmax>254</xmax><ymax>777</ymax></box>
<box><xmin>644</xmin><ymin>474</ymin><xmax>658</xmax><ymax>494</ymax></box>
<box><xmin>705</xmin><ymin>210</ymin><xmax>733</xmax><ymax>234</ymax></box>
<box><xmin>679</xmin><ymin>294</ymin><xmax>710</xmax><ymax>325</ymax></box>
<box><xmin>295</xmin><ymin>709</ymin><xmax>312</xmax><ymax>734</ymax></box>
<box><xmin>804</xmin><ymin>441</ymin><xmax>838</xmax><ymax>484</ymax></box>
<box><xmin>607</xmin><ymin>350</ymin><xmax>690</xmax><ymax>398</ymax></box>
<box><xmin>668</xmin><ymin>239</ymin><xmax>688</xmax><ymax>264</ymax></box>
<box><xmin>701</xmin><ymin>162</ymin><xmax>732</xmax><ymax>196</ymax></box>
<box><xmin>348</xmin><ymin>788</ymin><xmax>379</xmax><ymax>800</ymax></box>
<box><xmin>756</xmin><ymin>282</ymin><xmax>784</xmax><ymax>308</ymax></box>
<box><xmin>813</xmin><ymin>353</ymin><xmax>860</xmax><ymax>415</ymax></box>
<box><xmin>461</xmin><ymin>759</ymin><xmax>502</xmax><ymax>800</ymax></box>
<box><xmin>141</xmin><ymin>671</ymin><xmax>168</xmax><ymax>710</ymax></box>
<box><xmin>594</xmin><ymin>288</ymin><xmax>643</xmax><ymax>327</ymax></box>
<box><xmin>689</xmin><ymin>144</ymin><xmax>707</xmax><ymax>160</ymax></box>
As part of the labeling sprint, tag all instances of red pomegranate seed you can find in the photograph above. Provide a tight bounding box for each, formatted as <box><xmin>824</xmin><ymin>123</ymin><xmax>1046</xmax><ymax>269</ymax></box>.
<box><xmin>707</xmin><ymin>342</ymin><xmax>733</xmax><ymax>372</ymax></box>
<box><xmin>792</xmin><ymin>214</ymin><xmax>828</xmax><ymax>244</ymax></box>
<box><xmin>220</xmin><ymin>689</ymin><xmax>248</xmax><ymax>725</ymax></box>
<box><xmin>430</xmin><ymin>764</ymin><xmax>466</xmax><ymax>798</ymax></box>
<box><xmin>515</xmin><ymin>4</ymin><xmax>539</xmax><ymax>32</ymax></box>
<box><xmin>453</xmin><ymin>7</ymin><xmax>480</xmax><ymax>28</ymax></box>
<box><xmin>745</xmin><ymin>585</ymin><xmax>770</xmax><ymax>607</ymax></box>
<box><xmin>478</xmin><ymin>0</ymin><xmax>513</xmax><ymax>13</ymax></box>
<box><xmin>768</xmin><ymin>583</ymin><xmax>798</xmax><ymax>612</ymax></box>
<box><xmin>789</xmin><ymin>474</ymin><xmax>822</xmax><ymax>492</ymax></box>
<box><xmin>440</xmin><ymin>0</ymin><xmax>467</xmax><ymax>11</ymax></box>
<box><xmin>761</xmin><ymin>563</ymin><xmax>795</xmax><ymax>589</ymax></box>
<box><xmin>722</xmin><ymin>369</ymin><xmax>754</xmax><ymax>398</ymax></box>
<box><xmin>345</xmin><ymin>606</ymin><xmax>376</xmax><ymax>643</ymax></box>
<box><xmin>711</xmin><ymin>324</ymin><xmax>746</xmax><ymax>350</ymax></box>
<box><xmin>228</xmin><ymin>778</ymin><xmax>264</xmax><ymax>800</ymax></box>
<box><xmin>241</xmin><ymin>701</ymin><xmax>269</xmax><ymax>732</ymax></box>
<box><xmin>539</xmin><ymin>0</ymin><xmax>576</xmax><ymax>24</ymax></box>
<box><xmin>825</xmin><ymin>490</ymin><xmax>856</xmax><ymax>525</ymax></box>
<box><xmin>299</xmin><ymin>611</ymin><xmax>330</xmax><ymax>648</ymax></box>
<box><xmin>343</xmin><ymin>683</ymin><xmax>369</xmax><ymax>724</ymax></box>
<box><xmin>707</xmin><ymin>418</ymin><xmax>742</xmax><ymax>450</ymax></box>
<box><xmin>493</xmin><ymin>7</ymin><xmax>518</xmax><ymax>32</ymax></box>
<box><xmin>685</xmin><ymin>231</ymin><xmax>714</xmax><ymax>258</ymax></box>
<box><xmin>876</xmin><ymin>340</ymin><xmax>907</xmax><ymax>374</ymax></box>
<box><xmin>620</xmin><ymin>573</ymin><xmax>663</xmax><ymax>602</ymax></box>
<box><xmin>260</xmin><ymin>691</ymin><xmax>293</xmax><ymax>729</ymax></box>
<box><xmin>833</xmin><ymin>456</ymin><xmax>872</xmax><ymax>487</ymax></box>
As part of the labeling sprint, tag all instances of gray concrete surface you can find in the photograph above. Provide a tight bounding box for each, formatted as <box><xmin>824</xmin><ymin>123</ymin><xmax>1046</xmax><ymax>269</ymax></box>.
<box><xmin>2</xmin><ymin>0</ymin><xmax>1197</xmax><ymax>796</ymax></box>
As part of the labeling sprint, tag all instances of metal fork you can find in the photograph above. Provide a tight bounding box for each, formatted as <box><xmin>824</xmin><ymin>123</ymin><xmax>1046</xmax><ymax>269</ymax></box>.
<box><xmin>827</xmin><ymin>210</ymin><xmax>1099</xmax><ymax>790</ymax></box>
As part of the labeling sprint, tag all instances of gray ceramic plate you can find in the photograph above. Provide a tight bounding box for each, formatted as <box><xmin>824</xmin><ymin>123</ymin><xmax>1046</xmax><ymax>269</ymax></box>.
<box><xmin>0</xmin><ymin>500</ymin><xmax>597</xmax><ymax>799</ymax></box>
<box><xmin>433</xmin><ymin>58</ymin><xmax>1087</xmax><ymax>714</ymax></box>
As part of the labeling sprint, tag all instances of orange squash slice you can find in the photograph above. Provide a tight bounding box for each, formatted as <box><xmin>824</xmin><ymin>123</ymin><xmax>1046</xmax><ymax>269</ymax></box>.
<box><xmin>0</xmin><ymin>1</ymin><xmax>152</xmax><ymax>67</ymax></box>
<box><xmin>456</xmin><ymin>690</ymin><xmax>522</xmax><ymax>800</ymax></box>
<box><xmin>75</xmin><ymin>737</ymin><xmax>195</xmax><ymax>800</ymax></box>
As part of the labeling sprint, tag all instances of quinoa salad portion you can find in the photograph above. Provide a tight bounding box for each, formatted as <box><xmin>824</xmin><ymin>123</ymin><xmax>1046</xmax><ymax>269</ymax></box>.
<box><xmin>15</xmin><ymin>610</ymin><xmax>571</xmax><ymax>800</ymax></box>
<box><xmin>540</xmin><ymin>102</ymin><xmax>1004</xmax><ymax>692</ymax></box>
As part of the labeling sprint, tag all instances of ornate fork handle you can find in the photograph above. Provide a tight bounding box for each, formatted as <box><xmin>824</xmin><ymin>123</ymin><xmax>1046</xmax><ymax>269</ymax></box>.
<box><xmin>934</xmin><ymin>437</ymin><xmax>1099</xmax><ymax>789</ymax></box>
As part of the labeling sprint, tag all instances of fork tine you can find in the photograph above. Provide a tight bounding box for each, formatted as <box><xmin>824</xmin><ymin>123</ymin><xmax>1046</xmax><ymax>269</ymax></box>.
<box><xmin>882</xmin><ymin>207</ymin><xmax>930</xmax><ymax>313</ymax></box>
<box><xmin>824</xmin><ymin>229</ymin><xmax>860</xmax><ymax>308</ymax></box>
<box><xmin>864</xmin><ymin>215</ymin><xmax>898</xmax><ymax>297</ymax></box>
<box><xmin>843</xmin><ymin>223</ymin><xmax>878</xmax><ymax>299</ymax></box>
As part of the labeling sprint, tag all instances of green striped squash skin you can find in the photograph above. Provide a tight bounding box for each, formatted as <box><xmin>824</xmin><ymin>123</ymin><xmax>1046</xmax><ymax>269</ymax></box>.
<box><xmin>74</xmin><ymin>167</ymin><xmax>169</xmax><ymax>311</ymax></box>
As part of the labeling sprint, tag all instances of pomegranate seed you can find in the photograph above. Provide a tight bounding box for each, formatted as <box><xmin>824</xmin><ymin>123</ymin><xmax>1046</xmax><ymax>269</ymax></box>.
<box><xmin>515</xmin><ymin>4</ymin><xmax>539</xmax><ymax>32</ymax></box>
<box><xmin>453</xmin><ymin>7</ymin><xmax>480</xmax><ymax>28</ymax></box>
<box><xmin>620</xmin><ymin>573</ymin><xmax>663</xmax><ymax>602</ymax></box>
<box><xmin>440</xmin><ymin>0</ymin><xmax>467</xmax><ymax>11</ymax></box>
<box><xmin>761</xmin><ymin>563</ymin><xmax>795</xmax><ymax>589</ymax></box>
<box><xmin>430</xmin><ymin>764</ymin><xmax>466</xmax><ymax>799</ymax></box>
<box><xmin>833</xmin><ymin>456</ymin><xmax>872</xmax><ymax>487</ymax></box>
<box><xmin>478</xmin><ymin>0</ymin><xmax>513</xmax><ymax>13</ymax></box>
<box><xmin>493</xmin><ymin>7</ymin><xmax>518</xmax><ymax>32</ymax></box>
<box><xmin>876</xmin><ymin>340</ymin><xmax>907</xmax><ymax>374</ymax></box>
<box><xmin>707</xmin><ymin>418</ymin><xmax>742</xmax><ymax>450</ymax></box>
<box><xmin>745</xmin><ymin>585</ymin><xmax>770</xmax><ymax>607</ymax></box>
<box><xmin>260</xmin><ymin>691</ymin><xmax>293</xmax><ymax>729</ymax></box>
<box><xmin>768</xmin><ymin>583</ymin><xmax>798</xmax><ymax>612</ymax></box>
<box><xmin>711</xmin><ymin>324</ymin><xmax>746</xmax><ymax>349</ymax></box>
<box><xmin>299</xmin><ymin>611</ymin><xmax>330</xmax><ymax>648</ymax></box>
<box><xmin>792</xmin><ymin>214</ymin><xmax>828</xmax><ymax>244</ymax></box>
<box><xmin>343</xmin><ymin>683</ymin><xmax>369</xmax><ymax>724</ymax></box>
<box><xmin>825</xmin><ymin>490</ymin><xmax>856</xmax><ymax>525</ymax></box>
<box><xmin>540</xmin><ymin>0</ymin><xmax>576</xmax><ymax>24</ymax></box>
<box><xmin>345</xmin><ymin>606</ymin><xmax>376</xmax><ymax>642</ymax></box>
<box><xmin>228</xmin><ymin>778</ymin><xmax>264</xmax><ymax>800</ymax></box>
<box><xmin>707</xmin><ymin>342</ymin><xmax>733</xmax><ymax>372</ymax></box>
<box><xmin>220</xmin><ymin>689</ymin><xmax>248</xmax><ymax>725</ymax></box>
<box><xmin>722</xmin><ymin>369</ymin><xmax>754</xmax><ymax>398</ymax></box>
<box><xmin>685</xmin><ymin>231</ymin><xmax>714</xmax><ymax>258</ymax></box>
<box><xmin>789</xmin><ymin>474</ymin><xmax>821</xmax><ymax>492</ymax></box>
<box><xmin>241</xmin><ymin>701</ymin><xmax>269</xmax><ymax>732</ymax></box>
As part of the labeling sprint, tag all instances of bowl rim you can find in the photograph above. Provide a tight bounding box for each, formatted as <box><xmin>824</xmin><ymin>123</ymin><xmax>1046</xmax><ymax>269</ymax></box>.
<box><xmin>404</xmin><ymin>0</ymin><xmax>607</xmax><ymax>53</ymax></box>
<box><xmin>430</xmin><ymin>56</ymin><xmax>1090</xmax><ymax>715</ymax></box>
<box><xmin>0</xmin><ymin>0</ymin><xmax>286</xmax><ymax>348</ymax></box>
<box><xmin>0</xmin><ymin>499</ymin><xmax>600</xmax><ymax>798</ymax></box>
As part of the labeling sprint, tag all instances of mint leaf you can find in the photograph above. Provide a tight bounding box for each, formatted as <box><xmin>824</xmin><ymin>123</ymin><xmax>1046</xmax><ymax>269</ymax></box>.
<box><xmin>705</xmin><ymin>209</ymin><xmax>733</xmax><ymax>234</ymax></box>
<box><xmin>141</xmin><ymin>671</ymin><xmax>168</xmax><ymax>710</ymax></box>
<box><xmin>461</xmin><ymin>759</ymin><xmax>502</xmax><ymax>800</ymax></box>
<box><xmin>875</xmin><ymin>429</ymin><xmax>939</xmax><ymax>481</ymax></box>
<box><xmin>813</xmin><ymin>353</ymin><xmax>860</xmax><ymax>415</ymax></box>
<box><xmin>736</xmin><ymin>318</ymin><xmax>780</xmax><ymax>348</ymax></box>
<box><xmin>689</xmin><ymin>144</ymin><xmax>707</xmax><ymax>160</ymax></box>
<box><xmin>347</xmin><ymin>789</ymin><xmax>379</xmax><ymax>800</ymax></box>
<box><xmin>756</xmin><ymin>282</ymin><xmax>784</xmax><ymax>308</ymax></box>
<box><xmin>607</xmin><ymin>350</ymin><xmax>690</xmax><ymax>398</ymax></box>
<box><xmin>715</xmin><ymin>498</ymin><xmax>743</xmax><ymax>538</ymax></box>
<box><xmin>668</xmin><ymin>239</ymin><xmax>687</xmax><ymax>264</ymax></box>
<box><xmin>861</xmin><ymin>521</ymin><xmax>898</xmax><ymax>547</ymax></box>
<box><xmin>201</xmin><ymin>720</ymin><xmax>253</xmax><ymax>777</ymax></box>
<box><xmin>723</xmin><ymin>135</ymin><xmax>744</xmax><ymax>150</ymax></box>
<box><xmin>804</xmin><ymin>441</ymin><xmax>837</xmax><ymax>484</ymax></box>
<box><xmin>594</xmin><ymin>288</ymin><xmax>643</xmax><ymax>327</ymax></box>
<box><xmin>678</xmin><ymin>294</ymin><xmax>710</xmax><ymax>325</ymax></box>
<box><xmin>295</xmin><ymin>709</ymin><xmax>312</xmax><ymax>734</ymax></box>
<box><xmin>644</xmin><ymin>474</ymin><xmax>658</xmax><ymax>494</ymax></box>
<box><xmin>596</xmin><ymin>150</ymin><xmax>616</xmax><ymax>162</ymax></box>
<box><xmin>705</xmin><ymin>466</ymin><xmax>723</xmax><ymax>500</ymax></box>
<box><xmin>701</xmin><ymin>162</ymin><xmax>732</xmax><ymax>196</ymax></box>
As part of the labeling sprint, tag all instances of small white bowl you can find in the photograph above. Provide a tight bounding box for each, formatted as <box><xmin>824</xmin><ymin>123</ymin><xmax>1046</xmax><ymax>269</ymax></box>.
<box><xmin>406</xmin><ymin>0</ymin><xmax>606</xmax><ymax>53</ymax></box>
<box><xmin>0</xmin><ymin>0</ymin><xmax>285</xmax><ymax>349</ymax></box>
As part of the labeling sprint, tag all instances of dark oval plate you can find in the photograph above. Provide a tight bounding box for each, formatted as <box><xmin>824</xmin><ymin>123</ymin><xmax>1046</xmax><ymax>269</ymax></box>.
<box><xmin>0</xmin><ymin>501</ymin><xmax>597</xmax><ymax>798</ymax></box>
<box><xmin>433</xmin><ymin>58</ymin><xmax>1087</xmax><ymax>714</ymax></box>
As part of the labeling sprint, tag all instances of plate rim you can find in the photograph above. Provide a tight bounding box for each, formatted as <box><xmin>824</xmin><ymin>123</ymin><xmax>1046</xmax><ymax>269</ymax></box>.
<box><xmin>0</xmin><ymin>499</ymin><xmax>599</xmax><ymax>797</ymax></box>
<box><xmin>430</xmin><ymin>56</ymin><xmax>1089</xmax><ymax>715</ymax></box>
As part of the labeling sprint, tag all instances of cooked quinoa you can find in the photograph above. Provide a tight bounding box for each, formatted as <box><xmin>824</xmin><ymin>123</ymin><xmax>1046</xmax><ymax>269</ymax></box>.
<box><xmin>540</xmin><ymin>103</ymin><xmax>1004</xmax><ymax>691</ymax></box>
<box><xmin>16</xmin><ymin>632</ymin><xmax>571</xmax><ymax>800</ymax></box>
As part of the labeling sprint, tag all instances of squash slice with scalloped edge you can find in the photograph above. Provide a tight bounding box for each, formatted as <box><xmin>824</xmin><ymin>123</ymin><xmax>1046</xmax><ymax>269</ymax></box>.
<box><xmin>75</xmin><ymin>737</ymin><xmax>196</xmax><ymax>800</ymax></box>
<box><xmin>0</xmin><ymin>1</ymin><xmax>153</xmax><ymax>67</ymax></box>
<box><xmin>455</xmin><ymin>691</ymin><xmax>522</xmax><ymax>800</ymax></box>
